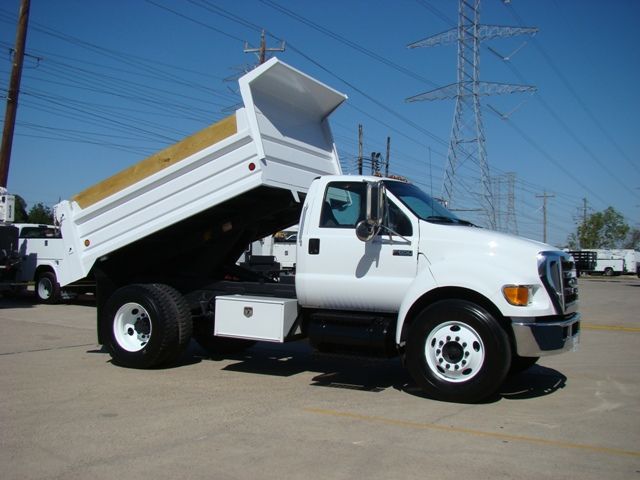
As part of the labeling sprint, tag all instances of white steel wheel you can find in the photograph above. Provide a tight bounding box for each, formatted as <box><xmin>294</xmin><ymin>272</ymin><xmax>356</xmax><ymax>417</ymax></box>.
<box><xmin>113</xmin><ymin>302</ymin><xmax>152</xmax><ymax>352</ymax></box>
<box><xmin>101</xmin><ymin>284</ymin><xmax>192</xmax><ymax>369</ymax></box>
<box><xmin>37</xmin><ymin>277</ymin><xmax>54</xmax><ymax>300</ymax></box>
<box><xmin>425</xmin><ymin>321</ymin><xmax>484</xmax><ymax>382</ymax></box>
<box><xmin>35</xmin><ymin>271</ymin><xmax>61</xmax><ymax>304</ymax></box>
<box><xmin>406</xmin><ymin>299</ymin><xmax>511</xmax><ymax>403</ymax></box>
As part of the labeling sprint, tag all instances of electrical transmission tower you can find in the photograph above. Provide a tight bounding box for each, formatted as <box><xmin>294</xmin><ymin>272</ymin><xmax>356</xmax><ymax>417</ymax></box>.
<box><xmin>504</xmin><ymin>172</ymin><xmax>518</xmax><ymax>235</ymax></box>
<box><xmin>407</xmin><ymin>0</ymin><xmax>537</xmax><ymax>229</ymax></box>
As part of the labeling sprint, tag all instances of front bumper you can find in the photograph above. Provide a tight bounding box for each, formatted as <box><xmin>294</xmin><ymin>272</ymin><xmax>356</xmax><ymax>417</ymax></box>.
<box><xmin>511</xmin><ymin>313</ymin><xmax>580</xmax><ymax>357</ymax></box>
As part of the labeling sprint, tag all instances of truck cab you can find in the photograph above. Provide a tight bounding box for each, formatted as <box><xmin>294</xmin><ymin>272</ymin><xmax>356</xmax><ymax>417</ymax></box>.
<box><xmin>292</xmin><ymin>176</ymin><xmax>579</xmax><ymax>400</ymax></box>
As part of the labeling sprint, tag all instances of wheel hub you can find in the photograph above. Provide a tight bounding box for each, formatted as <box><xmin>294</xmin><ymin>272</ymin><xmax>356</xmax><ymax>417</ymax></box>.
<box><xmin>425</xmin><ymin>321</ymin><xmax>485</xmax><ymax>382</ymax></box>
<box><xmin>113</xmin><ymin>303</ymin><xmax>152</xmax><ymax>352</ymax></box>
<box><xmin>442</xmin><ymin>341</ymin><xmax>464</xmax><ymax>363</ymax></box>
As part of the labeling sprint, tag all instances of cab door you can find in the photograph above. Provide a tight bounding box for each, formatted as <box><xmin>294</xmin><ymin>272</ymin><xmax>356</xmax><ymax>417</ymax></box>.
<box><xmin>296</xmin><ymin>180</ymin><xmax>418</xmax><ymax>312</ymax></box>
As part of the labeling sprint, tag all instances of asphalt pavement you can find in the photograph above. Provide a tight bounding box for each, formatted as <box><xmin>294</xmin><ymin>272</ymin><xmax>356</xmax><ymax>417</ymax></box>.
<box><xmin>1</xmin><ymin>276</ymin><xmax>639</xmax><ymax>480</ymax></box>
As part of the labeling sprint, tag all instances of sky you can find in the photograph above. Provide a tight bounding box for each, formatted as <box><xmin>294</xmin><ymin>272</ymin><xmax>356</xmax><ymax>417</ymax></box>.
<box><xmin>1</xmin><ymin>0</ymin><xmax>639</xmax><ymax>247</ymax></box>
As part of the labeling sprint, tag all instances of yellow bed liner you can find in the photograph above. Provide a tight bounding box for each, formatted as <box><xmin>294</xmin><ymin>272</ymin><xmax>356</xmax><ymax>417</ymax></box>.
<box><xmin>72</xmin><ymin>114</ymin><xmax>237</xmax><ymax>209</ymax></box>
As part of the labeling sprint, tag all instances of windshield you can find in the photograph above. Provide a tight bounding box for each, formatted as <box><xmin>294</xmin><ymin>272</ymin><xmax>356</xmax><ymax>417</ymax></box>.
<box><xmin>383</xmin><ymin>181</ymin><xmax>468</xmax><ymax>225</ymax></box>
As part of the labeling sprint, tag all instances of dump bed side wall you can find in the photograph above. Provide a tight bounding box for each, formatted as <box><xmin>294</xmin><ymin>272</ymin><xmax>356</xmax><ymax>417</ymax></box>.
<box><xmin>55</xmin><ymin>58</ymin><xmax>346</xmax><ymax>286</ymax></box>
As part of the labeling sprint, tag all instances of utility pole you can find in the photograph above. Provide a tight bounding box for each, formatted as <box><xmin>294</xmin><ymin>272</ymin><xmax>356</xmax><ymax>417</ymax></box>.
<box><xmin>357</xmin><ymin>124</ymin><xmax>363</xmax><ymax>175</ymax></box>
<box><xmin>536</xmin><ymin>191</ymin><xmax>555</xmax><ymax>243</ymax></box>
<box><xmin>244</xmin><ymin>29</ymin><xmax>285</xmax><ymax>66</ymax></box>
<box><xmin>0</xmin><ymin>0</ymin><xmax>31</xmax><ymax>188</ymax></box>
<box><xmin>385</xmin><ymin>136</ymin><xmax>390</xmax><ymax>177</ymax></box>
<box><xmin>371</xmin><ymin>152</ymin><xmax>381</xmax><ymax>175</ymax></box>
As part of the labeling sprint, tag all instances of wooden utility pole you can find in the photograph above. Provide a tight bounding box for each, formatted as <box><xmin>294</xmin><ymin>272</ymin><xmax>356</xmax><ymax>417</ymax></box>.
<box><xmin>357</xmin><ymin>124</ymin><xmax>363</xmax><ymax>175</ymax></box>
<box><xmin>243</xmin><ymin>30</ymin><xmax>285</xmax><ymax>66</ymax></box>
<box><xmin>385</xmin><ymin>136</ymin><xmax>390</xmax><ymax>177</ymax></box>
<box><xmin>536</xmin><ymin>191</ymin><xmax>555</xmax><ymax>243</ymax></box>
<box><xmin>0</xmin><ymin>0</ymin><xmax>30</xmax><ymax>188</ymax></box>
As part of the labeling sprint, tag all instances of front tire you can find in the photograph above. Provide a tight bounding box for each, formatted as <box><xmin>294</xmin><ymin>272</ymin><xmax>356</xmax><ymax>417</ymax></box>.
<box><xmin>35</xmin><ymin>271</ymin><xmax>61</xmax><ymax>304</ymax></box>
<box><xmin>101</xmin><ymin>284</ymin><xmax>192</xmax><ymax>368</ymax></box>
<box><xmin>406</xmin><ymin>300</ymin><xmax>511</xmax><ymax>403</ymax></box>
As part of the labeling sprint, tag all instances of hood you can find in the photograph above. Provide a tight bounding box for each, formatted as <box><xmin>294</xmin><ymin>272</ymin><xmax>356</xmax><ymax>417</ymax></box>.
<box><xmin>421</xmin><ymin>222</ymin><xmax>557</xmax><ymax>280</ymax></box>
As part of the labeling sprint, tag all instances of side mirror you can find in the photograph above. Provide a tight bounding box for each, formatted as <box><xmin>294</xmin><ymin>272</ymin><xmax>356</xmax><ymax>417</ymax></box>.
<box><xmin>356</xmin><ymin>181</ymin><xmax>385</xmax><ymax>242</ymax></box>
<box><xmin>355</xmin><ymin>219</ymin><xmax>377</xmax><ymax>242</ymax></box>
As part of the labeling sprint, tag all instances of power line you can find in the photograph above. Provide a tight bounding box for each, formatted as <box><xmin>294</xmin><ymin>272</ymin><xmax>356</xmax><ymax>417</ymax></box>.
<box><xmin>505</xmin><ymin>2</ymin><xmax>640</xmax><ymax>177</ymax></box>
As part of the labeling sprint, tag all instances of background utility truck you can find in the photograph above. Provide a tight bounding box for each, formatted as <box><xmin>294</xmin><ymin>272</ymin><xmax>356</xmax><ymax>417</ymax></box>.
<box><xmin>54</xmin><ymin>58</ymin><xmax>580</xmax><ymax>402</ymax></box>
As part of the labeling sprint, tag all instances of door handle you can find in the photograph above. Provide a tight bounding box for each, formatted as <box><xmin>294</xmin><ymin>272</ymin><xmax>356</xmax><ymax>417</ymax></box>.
<box><xmin>309</xmin><ymin>238</ymin><xmax>320</xmax><ymax>255</ymax></box>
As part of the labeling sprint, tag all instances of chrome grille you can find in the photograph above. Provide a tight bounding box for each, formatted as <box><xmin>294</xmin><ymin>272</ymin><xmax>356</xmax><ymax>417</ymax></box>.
<box><xmin>538</xmin><ymin>251</ymin><xmax>579</xmax><ymax>315</ymax></box>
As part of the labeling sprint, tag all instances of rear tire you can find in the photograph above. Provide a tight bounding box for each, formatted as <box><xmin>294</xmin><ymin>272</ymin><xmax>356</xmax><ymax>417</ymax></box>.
<box><xmin>603</xmin><ymin>267</ymin><xmax>614</xmax><ymax>276</ymax></box>
<box><xmin>35</xmin><ymin>271</ymin><xmax>61</xmax><ymax>304</ymax></box>
<box><xmin>101</xmin><ymin>284</ymin><xmax>192</xmax><ymax>368</ymax></box>
<box><xmin>406</xmin><ymin>299</ymin><xmax>511</xmax><ymax>403</ymax></box>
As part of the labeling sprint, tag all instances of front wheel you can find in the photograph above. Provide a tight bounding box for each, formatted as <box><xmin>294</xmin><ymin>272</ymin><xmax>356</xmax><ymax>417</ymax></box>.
<box><xmin>406</xmin><ymin>300</ymin><xmax>511</xmax><ymax>403</ymax></box>
<box><xmin>101</xmin><ymin>284</ymin><xmax>192</xmax><ymax>368</ymax></box>
<box><xmin>35</xmin><ymin>271</ymin><xmax>61</xmax><ymax>304</ymax></box>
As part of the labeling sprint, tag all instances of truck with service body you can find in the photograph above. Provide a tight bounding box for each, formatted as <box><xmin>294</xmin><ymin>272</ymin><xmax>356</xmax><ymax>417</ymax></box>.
<box><xmin>12</xmin><ymin>223</ymin><xmax>94</xmax><ymax>302</ymax></box>
<box><xmin>578</xmin><ymin>249</ymin><xmax>626</xmax><ymax>276</ymax></box>
<box><xmin>53</xmin><ymin>59</ymin><xmax>580</xmax><ymax>402</ymax></box>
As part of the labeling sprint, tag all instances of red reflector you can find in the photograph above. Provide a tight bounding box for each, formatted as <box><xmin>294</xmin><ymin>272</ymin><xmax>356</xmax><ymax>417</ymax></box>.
<box><xmin>248</xmin><ymin>162</ymin><xmax>256</xmax><ymax>171</ymax></box>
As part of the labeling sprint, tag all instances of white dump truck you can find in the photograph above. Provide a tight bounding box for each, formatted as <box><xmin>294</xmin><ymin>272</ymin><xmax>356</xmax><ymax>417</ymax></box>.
<box><xmin>54</xmin><ymin>58</ymin><xmax>580</xmax><ymax>402</ymax></box>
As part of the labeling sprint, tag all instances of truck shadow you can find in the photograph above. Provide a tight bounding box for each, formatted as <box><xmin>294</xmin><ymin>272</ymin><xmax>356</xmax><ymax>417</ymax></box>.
<box><xmin>190</xmin><ymin>340</ymin><xmax>567</xmax><ymax>402</ymax></box>
<box><xmin>0</xmin><ymin>292</ymin><xmax>36</xmax><ymax>309</ymax></box>
<box><xmin>498</xmin><ymin>365</ymin><xmax>567</xmax><ymax>400</ymax></box>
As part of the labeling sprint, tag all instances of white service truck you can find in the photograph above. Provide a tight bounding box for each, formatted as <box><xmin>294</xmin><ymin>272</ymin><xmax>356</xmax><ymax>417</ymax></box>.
<box><xmin>581</xmin><ymin>249</ymin><xmax>626</xmax><ymax>276</ymax></box>
<box><xmin>12</xmin><ymin>224</ymin><xmax>94</xmax><ymax>302</ymax></box>
<box><xmin>54</xmin><ymin>59</ymin><xmax>580</xmax><ymax>402</ymax></box>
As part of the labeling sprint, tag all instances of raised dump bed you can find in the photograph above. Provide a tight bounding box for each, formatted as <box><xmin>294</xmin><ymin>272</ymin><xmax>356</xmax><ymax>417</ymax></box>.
<box><xmin>54</xmin><ymin>58</ymin><xmax>346</xmax><ymax>288</ymax></box>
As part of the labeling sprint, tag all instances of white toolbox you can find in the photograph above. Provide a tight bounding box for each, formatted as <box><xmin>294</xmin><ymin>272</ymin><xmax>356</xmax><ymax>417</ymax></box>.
<box><xmin>214</xmin><ymin>295</ymin><xmax>299</xmax><ymax>342</ymax></box>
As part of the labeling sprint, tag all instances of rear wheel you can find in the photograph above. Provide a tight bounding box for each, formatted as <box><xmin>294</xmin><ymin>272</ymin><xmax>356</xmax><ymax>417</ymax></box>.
<box><xmin>406</xmin><ymin>299</ymin><xmax>511</xmax><ymax>403</ymax></box>
<box><xmin>603</xmin><ymin>267</ymin><xmax>614</xmax><ymax>276</ymax></box>
<box><xmin>102</xmin><ymin>284</ymin><xmax>192</xmax><ymax>368</ymax></box>
<box><xmin>35</xmin><ymin>271</ymin><xmax>61</xmax><ymax>304</ymax></box>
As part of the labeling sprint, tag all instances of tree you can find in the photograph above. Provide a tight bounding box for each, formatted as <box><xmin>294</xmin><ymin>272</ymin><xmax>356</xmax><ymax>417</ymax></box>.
<box><xmin>623</xmin><ymin>228</ymin><xmax>640</xmax><ymax>250</ymax></box>
<box><xmin>27</xmin><ymin>202</ymin><xmax>54</xmax><ymax>224</ymax></box>
<box><xmin>565</xmin><ymin>232</ymin><xmax>578</xmax><ymax>249</ymax></box>
<box><xmin>577</xmin><ymin>207</ymin><xmax>630</xmax><ymax>249</ymax></box>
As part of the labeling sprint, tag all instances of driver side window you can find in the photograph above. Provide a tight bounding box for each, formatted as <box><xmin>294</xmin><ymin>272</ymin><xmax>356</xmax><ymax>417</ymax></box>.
<box><xmin>320</xmin><ymin>182</ymin><xmax>366</xmax><ymax>228</ymax></box>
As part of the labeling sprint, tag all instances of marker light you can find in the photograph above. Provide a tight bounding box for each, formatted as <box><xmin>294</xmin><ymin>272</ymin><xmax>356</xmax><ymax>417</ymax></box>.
<box><xmin>502</xmin><ymin>285</ymin><xmax>533</xmax><ymax>306</ymax></box>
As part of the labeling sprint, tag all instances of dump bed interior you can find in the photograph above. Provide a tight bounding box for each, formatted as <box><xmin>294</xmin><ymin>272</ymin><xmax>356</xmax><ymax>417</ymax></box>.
<box><xmin>55</xmin><ymin>58</ymin><xmax>346</xmax><ymax>287</ymax></box>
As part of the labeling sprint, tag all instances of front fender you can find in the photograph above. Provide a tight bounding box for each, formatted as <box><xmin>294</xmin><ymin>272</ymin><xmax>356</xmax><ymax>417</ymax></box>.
<box><xmin>395</xmin><ymin>253</ymin><xmax>556</xmax><ymax>345</ymax></box>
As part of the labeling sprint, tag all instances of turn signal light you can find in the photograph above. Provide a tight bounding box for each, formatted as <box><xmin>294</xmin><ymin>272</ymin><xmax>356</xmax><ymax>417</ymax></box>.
<box><xmin>502</xmin><ymin>285</ymin><xmax>532</xmax><ymax>306</ymax></box>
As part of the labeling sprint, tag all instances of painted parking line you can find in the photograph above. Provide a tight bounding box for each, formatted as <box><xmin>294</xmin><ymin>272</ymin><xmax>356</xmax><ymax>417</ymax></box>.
<box><xmin>304</xmin><ymin>407</ymin><xmax>640</xmax><ymax>458</ymax></box>
<box><xmin>582</xmin><ymin>325</ymin><xmax>640</xmax><ymax>333</ymax></box>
